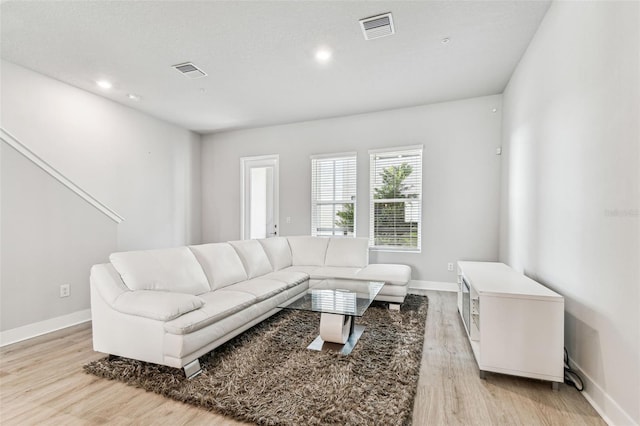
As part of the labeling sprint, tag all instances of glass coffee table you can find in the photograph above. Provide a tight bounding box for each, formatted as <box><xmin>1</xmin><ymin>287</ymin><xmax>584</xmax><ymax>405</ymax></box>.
<box><xmin>278</xmin><ymin>278</ymin><xmax>384</xmax><ymax>355</ymax></box>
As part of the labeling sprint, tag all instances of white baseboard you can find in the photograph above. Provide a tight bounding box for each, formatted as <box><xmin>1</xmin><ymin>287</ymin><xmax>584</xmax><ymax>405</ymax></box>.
<box><xmin>408</xmin><ymin>279</ymin><xmax>457</xmax><ymax>294</ymax></box>
<box><xmin>0</xmin><ymin>309</ymin><xmax>91</xmax><ymax>348</ymax></box>
<box><xmin>568</xmin><ymin>356</ymin><xmax>637</xmax><ymax>426</ymax></box>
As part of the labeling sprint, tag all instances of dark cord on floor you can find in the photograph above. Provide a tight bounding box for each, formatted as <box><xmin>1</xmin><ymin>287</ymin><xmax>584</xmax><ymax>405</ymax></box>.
<box><xmin>564</xmin><ymin>347</ymin><xmax>584</xmax><ymax>391</ymax></box>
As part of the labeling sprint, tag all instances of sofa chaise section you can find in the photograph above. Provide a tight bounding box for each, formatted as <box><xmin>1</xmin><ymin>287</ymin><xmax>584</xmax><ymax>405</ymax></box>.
<box><xmin>284</xmin><ymin>236</ymin><xmax>411</xmax><ymax>304</ymax></box>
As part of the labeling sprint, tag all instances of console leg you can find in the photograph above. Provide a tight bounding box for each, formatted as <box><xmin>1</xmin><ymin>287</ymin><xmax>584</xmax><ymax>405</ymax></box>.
<box><xmin>388</xmin><ymin>303</ymin><xmax>401</xmax><ymax>311</ymax></box>
<box><xmin>183</xmin><ymin>359</ymin><xmax>202</xmax><ymax>379</ymax></box>
<box><xmin>551</xmin><ymin>381</ymin><xmax>560</xmax><ymax>391</ymax></box>
<box><xmin>479</xmin><ymin>370</ymin><xmax>487</xmax><ymax>380</ymax></box>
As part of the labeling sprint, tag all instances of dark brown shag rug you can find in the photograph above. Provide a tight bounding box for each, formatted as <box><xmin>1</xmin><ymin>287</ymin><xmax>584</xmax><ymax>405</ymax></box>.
<box><xmin>84</xmin><ymin>294</ymin><xmax>428</xmax><ymax>425</ymax></box>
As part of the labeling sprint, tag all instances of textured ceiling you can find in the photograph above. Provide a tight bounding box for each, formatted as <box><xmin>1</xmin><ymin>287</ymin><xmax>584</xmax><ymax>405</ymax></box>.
<box><xmin>1</xmin><ymin>1</ymin><xmax>550</xmax><ymax>133</ymax></box>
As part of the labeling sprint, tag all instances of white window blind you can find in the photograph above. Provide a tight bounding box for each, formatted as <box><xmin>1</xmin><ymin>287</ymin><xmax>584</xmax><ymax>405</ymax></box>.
<box><xmin>369</xmin><ymin>146</ymin><xmax>422</xmax><ymax>250</ymax></box>
<box><xmin>311</xmin><ymin>153</ymin><xmax>357</xmax><ymax>237</ymax></box>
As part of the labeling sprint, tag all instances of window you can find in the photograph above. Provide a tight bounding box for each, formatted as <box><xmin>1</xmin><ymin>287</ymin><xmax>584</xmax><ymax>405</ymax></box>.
<box><xmin>369</xmin><ymin>146</ymin><xmax>422</xmax><ymax>251</ymax></box>
<box><xmin>311</xmin><ymin>153</ymin><xmax>357</xmax><ymax>237</ymax></box>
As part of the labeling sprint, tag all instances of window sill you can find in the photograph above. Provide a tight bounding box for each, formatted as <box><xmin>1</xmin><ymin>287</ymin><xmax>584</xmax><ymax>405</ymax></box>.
<box><xmin>369</xmin><ymin>247</ymin><xmax>421</xmax><ymax>254</ymax></box>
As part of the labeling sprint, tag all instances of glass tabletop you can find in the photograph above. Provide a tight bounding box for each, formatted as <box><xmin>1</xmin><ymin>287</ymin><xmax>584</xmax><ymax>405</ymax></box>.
<box><xmin>278</xmin><ymin>279</ymin><xmax>384</xmax><ymax>317</ymax></box>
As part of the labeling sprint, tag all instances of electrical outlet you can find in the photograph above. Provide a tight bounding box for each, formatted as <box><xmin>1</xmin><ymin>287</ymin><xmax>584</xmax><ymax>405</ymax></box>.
<box><xmin>447</xmin><ymin>263</ymin><xmax>454</xmax><ymax>272</ymax></box>
<box><xmin>60</xmin><ymin>284</ymin><xmax>70</xmax><ymax>298</ymax></box>
<box><xmin>286</xmin><ymin>216</ymin><xmax>292</xmax><ymax>224</ymax></box>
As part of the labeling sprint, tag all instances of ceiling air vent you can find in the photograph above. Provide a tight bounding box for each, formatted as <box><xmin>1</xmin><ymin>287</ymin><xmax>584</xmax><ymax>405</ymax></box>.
<box><xmin>359</xmin><ymin>13</ymin><xmax>394</xmax><ymax>40</ymax></box>
<box><xmin>172</xmin><ymin>62</ymin><xmax>207</xmax><ymax>79</ymax></box>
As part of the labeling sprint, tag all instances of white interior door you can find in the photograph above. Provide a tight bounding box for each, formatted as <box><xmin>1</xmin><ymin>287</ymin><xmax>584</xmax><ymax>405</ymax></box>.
<box><xmin>241</xmin><ymin>155</ymin><xmax>279</xmax><ymax>240</ymax></box>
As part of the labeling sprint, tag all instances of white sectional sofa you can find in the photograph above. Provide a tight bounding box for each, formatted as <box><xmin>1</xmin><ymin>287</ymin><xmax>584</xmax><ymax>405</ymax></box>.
<box><xmin>90</xmin><ymin>236</ymin><xmax>411</xmax><ymax>377</ymax></box>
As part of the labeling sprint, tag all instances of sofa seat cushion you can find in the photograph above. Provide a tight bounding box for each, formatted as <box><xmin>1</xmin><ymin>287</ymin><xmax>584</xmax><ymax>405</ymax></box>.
<box><xmin>262</xmin><ymin>270</ymin><xmax>308</xmax><ymax>285</ymax></box>
<box><xmin>163</xmin><ymin>284</ymin><xmax>308</xmax><ymax>359</ymax></box>
<box><xmin>229</xmin><ymin>240</ymin><xmax>273</xmax><ymax>278</ymax></box>
<box><xmin>220</xmin><ymin>277</ymin><xmax>298</xmax><ymax>303</ymax></box>
<box><xmin>309</xmin><ymin>266</ymin><xmax>362</xmax><ymax>280</ymax></box>
<box><xmin>282</xmin><ymin>265</ymin><xmax>321</xmax><ymax>275</ymax></box>
<box><xmin>189</xmin><ymin>243</ymin><xmax>247</xmax><ymax>290</ymax></box>
<box><xmin>258</xmin><ymin>237</ymin><xmax>292</xmax><ymax>271</ymax></box>
<box><xmin>164</xmin><ymin>290</ymin><xmax>256</xmax><ymax>335</ymax></box>
<box><xmin>110</xmin><ymin>247</ymin><xmax>210</xmax><ymax>295</ymax></box>
<box><xmin>287</xmin><ymin>236</ymin><xmax>329</xmax><ymax>266</ymax></box>
<box><xmin>113</xmin><ymin>291</ymin><xmax>204</xmax><ymax>321</ymax></box>
<box><xmin>355</xmin><ymin>264</ymin><xmax>411</xmax><ymax>285</ymax></box>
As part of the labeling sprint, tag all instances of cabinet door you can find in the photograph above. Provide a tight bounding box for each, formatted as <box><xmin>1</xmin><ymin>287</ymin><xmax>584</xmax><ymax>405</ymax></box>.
<box><xmin>479</xmin><ymin>295</ymin><xmax>564</xmax><ymax>381</ymax></box>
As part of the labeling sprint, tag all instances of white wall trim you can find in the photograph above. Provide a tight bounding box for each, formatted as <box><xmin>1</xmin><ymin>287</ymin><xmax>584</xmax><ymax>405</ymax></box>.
<box><xmin>409</xmin><ymin>279</ymin><xmax>457</xmax><ymax>294</ymax></box>
<box><xmin>0</xmin><ymin>128</ymin><xmax>124</xmax><ymax>224</ymax></box>
<box><xmin>368</xmin><ymin>144</ymin><xmax>424</xmax><ymax>155</ymax></box>
<box><xmin>0</xmin><ymin>309</ymin><xmax>92</xmax><ymax>347</ymax></box>
<box><xmin>309</xmin><ymin>151</ymin><xmax>357</xmax><ymax>160</ymax></box>
<box><xmin>568</xmin><ymin>356</ymin><xmax>637</xmax><ymax>426</ymax></box>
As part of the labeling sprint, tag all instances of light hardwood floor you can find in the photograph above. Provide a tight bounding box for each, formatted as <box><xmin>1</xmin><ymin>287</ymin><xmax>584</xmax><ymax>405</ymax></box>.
<box><xmin>0</xmin><ymin>291</ymin><xmax>604</xmax><ymax>425</ymax></box>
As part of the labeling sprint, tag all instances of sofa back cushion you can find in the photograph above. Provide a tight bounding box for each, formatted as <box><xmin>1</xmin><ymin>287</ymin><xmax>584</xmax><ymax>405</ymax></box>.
<box><xmin>258</xmin><ymin>237</ymin><xmax>292</xmax><ymax>271</ymax></box>
<box><xmin>287</xmin><ymin>236</ymin><xmax>330</xmax><ymax>266</ymax></box>
<box><xmin>325</xmin><ymin>237</ymin><xmax>369</xmax><ymax>268</ymax></box>
<box><xmin>109</xmin><ymin>247</ymin><xmax>210</xmax><ymax>295</ymax></box>
<box><xmin>229</xmin><ymin>240</ymin><xmax>273</xmax><ymax>279</ymax></box>
<box><xmin>189</xmin><ymin>243</ymin><xmax>248</xmax><ymax>290</ymax></box>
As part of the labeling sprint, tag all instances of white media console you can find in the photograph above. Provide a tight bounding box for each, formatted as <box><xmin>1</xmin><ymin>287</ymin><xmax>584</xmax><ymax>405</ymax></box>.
<box><xmin>457</xmin><ymin>261</ymin><xmax>564</xmax><ymax>389</ymax></box>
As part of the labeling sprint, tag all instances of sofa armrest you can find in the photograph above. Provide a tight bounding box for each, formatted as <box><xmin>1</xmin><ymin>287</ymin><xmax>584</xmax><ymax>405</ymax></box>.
<box><xmin>90</xmin><ymin>263</ymin><xmax>131</xmax><ymax>305</ymax></box>
<box><xmin>90</xmin><ymin>263</ymin><xmax>204</xmax><ymax>321</ymax></box>
<box><xmin>112</xmin><ymin>291</ymin><xmax>204</xmax><ymax>321</ymax></box>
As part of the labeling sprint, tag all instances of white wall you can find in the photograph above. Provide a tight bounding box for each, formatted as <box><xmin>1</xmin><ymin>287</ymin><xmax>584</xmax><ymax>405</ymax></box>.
<box><xmin>500</xmin><ymin>2</ymin><xmax>639</xmax><ymax>424</ymax></box>
<box><xmin>202</xmin><ymin>95</ymin><xmax>502</xmax><ymax>283</ymax></box>
<box><xmin>1</xmin><ymin>60</ymin><xmax>201</xmax><ymax>251</ymax></box>
<box><xmin>1</xmin><ymin>143</ymin><xmax>117</xmax><ymax>331</ymax></box>
<box><xmin>0</xmin><ymin>61</ymin><xmax>202</xmax><ymax>332</ymax></box>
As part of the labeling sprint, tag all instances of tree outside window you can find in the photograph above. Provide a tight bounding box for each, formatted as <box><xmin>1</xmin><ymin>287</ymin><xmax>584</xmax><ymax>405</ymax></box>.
<box><xmin>370</xmin><ymin>147</ymin><xmax>422</xmax><ymax>250</ymax></box>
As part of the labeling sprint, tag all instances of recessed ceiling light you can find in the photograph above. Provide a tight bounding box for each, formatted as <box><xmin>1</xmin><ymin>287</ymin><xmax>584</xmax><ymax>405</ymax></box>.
<box><xmin>96</xmin><ymin>80</ymin><xmax>112</xmax><ymax>90</ymax></box>
<box><xmin>491</xmin><ymin>108</ymin><xmax>498</xmax><ymax>113</ymax></box>
<box><xmin>441</xmin><ymin>37</ymin><xmax>451</xmax><ymax>44</ymax></box>
<box><xmin>127</xmin><ymin>94</ymin><xmax>141</xmax><ymax>101</ymax></box>
<box><xmin>315</xmin><ymin>48</ymin><xmax>332</xmax><ymax>63</ymax></box>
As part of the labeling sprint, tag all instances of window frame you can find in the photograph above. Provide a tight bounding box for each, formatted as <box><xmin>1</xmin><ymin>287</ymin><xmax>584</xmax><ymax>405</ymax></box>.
<box><xmin>369</xmin><ymin>145</ymin><xmax>423</xmax><ymax>252</ymax></box>
<box><xmin>310</xmin><ymin>152</ymin><xmax>358</xmax><ymax>238</ymax></box>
